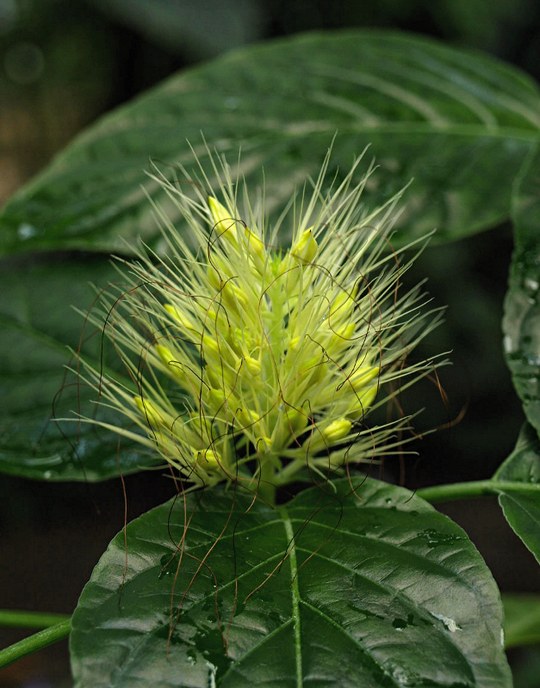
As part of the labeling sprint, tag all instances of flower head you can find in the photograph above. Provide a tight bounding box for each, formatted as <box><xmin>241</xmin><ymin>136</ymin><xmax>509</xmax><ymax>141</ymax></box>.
<box><xmin>76</xmin><ymin>152</ymin><xmax>441</xmax><ymax>495</ymax></box>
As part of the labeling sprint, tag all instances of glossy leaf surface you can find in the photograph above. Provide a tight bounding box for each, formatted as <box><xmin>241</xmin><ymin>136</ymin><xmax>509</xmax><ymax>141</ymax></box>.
<box><xmin>71</xmin><ymin>478</ymin><xmax>511</xmax><ymax>687</ymax></box>
<box><xmin>0</xmin><ymin>253</ymin><xmax>159</xmax><ymax>480</ymax></box>
<box><xmin>494</xmin><ymin>423</ymin><xmax>540</xmax><ymax>563</ymax></box>
<box><xmin>1</xmin><ymin>31</ymin><xmax>539</xmax><ymax>256</ymax></box>
<box><xmin>504</xmin><ymin>145</ymin><xmax>540</xmax><ymax>434</ymax></box>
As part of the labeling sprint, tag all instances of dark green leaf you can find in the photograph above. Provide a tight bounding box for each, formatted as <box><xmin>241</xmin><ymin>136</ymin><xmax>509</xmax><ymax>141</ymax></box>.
<box><xmin>502</xmin><ymin>593</ymin><xmax>540</xmax><ymax>648</ymax></box>
<box><xmin>494</xmin><ymin>423</ymin><xmax>540</xmax><ymax>563</ymax></box>
<box><xmin>2</xmin><ymin>31</ymin><xmax>539</xmax><ymax>256</ymax></box>
<box><xmin>71</xmin><ymin>477</ymin><xmax>511</xmax><ymax>687</ymax></box>
<box><xmin>0</xmin><ymin>253</ymin><xmax>158</xmax><ymax>481</ymax></box>
<box><xmin>504</xmin><ymin>144</ymin><xmax>540</xmax><ymax>434</ymax></box>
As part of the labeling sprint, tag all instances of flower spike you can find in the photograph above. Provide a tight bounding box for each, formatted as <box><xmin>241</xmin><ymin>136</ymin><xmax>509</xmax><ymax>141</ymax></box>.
<box><xmin>73</xmin><ymin>151</ymin><xmax>443</xmax><ymax>495</ymax></box>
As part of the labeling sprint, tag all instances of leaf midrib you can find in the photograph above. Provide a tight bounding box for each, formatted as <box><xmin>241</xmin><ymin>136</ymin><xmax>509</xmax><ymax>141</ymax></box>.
<box><xmin>279</xmin><ymin>506</ymin><xmax>302</xmax><ymax>688</ymax></box>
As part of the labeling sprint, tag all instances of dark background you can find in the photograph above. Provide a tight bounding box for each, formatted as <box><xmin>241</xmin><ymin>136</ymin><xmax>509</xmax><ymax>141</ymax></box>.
<box><xmin>1</xmin><ymin>1</ymin><xmax>539</xmax><ymax>685</ymax></box>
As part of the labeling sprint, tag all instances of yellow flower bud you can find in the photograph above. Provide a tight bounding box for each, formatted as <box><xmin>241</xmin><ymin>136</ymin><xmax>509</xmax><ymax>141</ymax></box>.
<box><xmin>155</xmin><ymin>343</ymin><xmax>177</xmax><ymax>368</ymax></box>
<box><xmin>243</xmin><ymin>355</ymin><xmax>261</xmax><ymax>376</ymax></box>
<box><xmin>134</xmin><ymin>396</ymin><xmax>167</xmax><ymax>428</ymax></box>
<box><xmin>164</xmin><ymin>303</ymin><xmax>198</xmax><ymax>335</ymax></box>
<box><xmin>220</xmin><ymin>280</ymin><xmax>249</xmax><ymax>314</ymax></box>
<box><xmin>290</xmin><ymin>228</ymin><xmax>318</xmax><ymax>263</ymax></box>
<box><xmin>288</xmin><ymin>335</ymin><xmax>301</xmax><ymax>351</ymax></box>
<box><xmin>206</xmin><ymin>386</ymin><xmax>226</xmax><ymax>409</ymax></box>
<box><xmin>194</xmin><ymin>448</ymin><xmax>222</xmax><ymax>472</ymax></box>
<box><xmin>284</xmin><ymin>407</ymin><xmax>309</xmax><ymax>436</ymax></box>
<box><xmin>348</xmin><ymin>383</ymin><xmax>379</xmax><ymax>420</ymax></box>
<box><xmin>322</xmin><ymin>418</ymin><xmax>352</xmax><ymax>442</ymax></box>
<box><xmin>244</xmin><ymin>227</ymin><xmax>266</xmax><ymax>261</ymax></box>
<box><xmin>348</xmin><ymin>365</ymin><xmax>379</xmax><ymax>392</ymax></box>
<box><xmin>208</xmin><ymin>196</ymin><xmax>238</xmax><ymax>245</ymax></box>
<box><xmin>327</xmin><ymin>321</ymin><xmax>355</xmax><ymax>349</ymax></box>
<box><xmin>235</xmin><ymin>407</ymin><xmax>260</xmax><ymax>428</ymax></box>
<box><xmin>330</xmin><ymin>287</ymin><xmax>357</xmax><ymax>318</ymax></box>
<box><xmin>255</xmin><ymin>435</ymin><xmax>272</xmax><ymax>451</ymax></box>
<box><xmin>202</xmin><ymin>334</ymin><xmax>220</xmax><ymax>356</ymax></box>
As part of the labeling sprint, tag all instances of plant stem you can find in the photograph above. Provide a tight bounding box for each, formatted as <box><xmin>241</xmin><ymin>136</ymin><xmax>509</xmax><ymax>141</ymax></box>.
<box><xmin>258</xmin><ymin>475</ymin><xmax>276</xmax><ymax>506</ymax></box>
<box><xmin>0</xmin><ymin>609</ymin><xmax>71</xmax><ymax>629</ymax></box>
<box><xmin>417</xmin><ymin>479</ymin><xmax>540</xmax><ymax>504</ymax></box>
<box><xmin>257</xmin><ymin>456</ymin><xmax>278</xmax><ymax>505</ymax></box>
<box><xmin>0</xmin><ymin>618</ymin><xmax>71</xmax><ymax>669</ymax></box>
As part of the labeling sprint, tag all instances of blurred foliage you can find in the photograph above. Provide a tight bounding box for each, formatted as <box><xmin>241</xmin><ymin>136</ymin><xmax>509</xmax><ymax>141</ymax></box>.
<box><xmin>1</xmin><ymin>0</ymin><xmax>539</xmax><ymax>207</ymax></box>
<box><xmin>87</xmin><ymin>0</ymin><xmax>266</xmax><ymax>60</ymax></box>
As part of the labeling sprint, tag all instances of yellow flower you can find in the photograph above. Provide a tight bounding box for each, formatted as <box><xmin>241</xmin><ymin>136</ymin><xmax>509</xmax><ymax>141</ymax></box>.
<box><xmin>74</xmin><ymin>152</ymin><xmax>442</xmax><ymax>496</ymax></box>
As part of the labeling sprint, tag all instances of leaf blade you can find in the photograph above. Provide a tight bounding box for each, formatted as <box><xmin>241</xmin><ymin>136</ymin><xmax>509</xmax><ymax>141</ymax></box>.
<box><xmin>504</xmin><ymin>144</ymin><xmax>540</xmax><ymax>436</ymax></box>
<box><xmin>0</xmin><ymin>253</ymin><xmax>158</xmax><ymax>481</ymax></box>
<box><xmin>70</xmin><ymin>478</ymin><xmax>511</xmax><ymax>687</ymax></box>
<box><xmin>494</xmin><ymin>423</ymin><xmax>540</xmax><ymax>563</ymax></box>
<box><xmin>2</xmin><ymin>30</ymin><xmax>539</xmax><ymax>256</ymax></box>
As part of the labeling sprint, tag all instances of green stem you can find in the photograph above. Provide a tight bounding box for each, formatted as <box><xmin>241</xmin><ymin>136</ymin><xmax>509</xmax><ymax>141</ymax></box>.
<box><xmin>275</xmin><ymin>458</ymin><xmax>305</xmax><ymax>485</ymax></box>
<box><xmin>258</xmin><ymin>473</ymin><xmax>276</xmax><ymax>506</ymax></box>
<box><xmin>0</xmin><ymin>609</ymin><xmax>71</xmax><ymax>629</ymax></box>
<box><xmin>417</xmin><ymin>479</ymin><xmax>540</xmax><ymax>504</ymax></box>
<box><xmin>0</xmin><ymin>618</ymin><xmax>71</xmax><ymax>669</ymax></box>
<box><xmin>257</xmin><ymin>455</ymin><xmax>278</xmax><ymax>505</ymax></box>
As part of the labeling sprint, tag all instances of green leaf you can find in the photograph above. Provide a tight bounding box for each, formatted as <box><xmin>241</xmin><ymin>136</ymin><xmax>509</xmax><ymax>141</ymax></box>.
<box><xmin>494</xmin><ymin>423</ymin><xmax>540</xmax><ymax>563</ymax></box>
<box><xmin>2</xmin><ymin>30</ymin><xmax>539</xmax><ymax>256</ymax></box>
<box><xmin>0</xmin><ymin>253</ymin><xmax>158</xmax><ymax>481</ymax></box>
<box><xmin>504</xmin><ymin>144</ymin><xmax>540</xmax><ymax>433</ymax></box>
<box><xmin>502</xmin><ymin>593</ymin><xmax>540</xmax><ymax>648</ymax></box>
<box><xmin>71</xmin><ymin>477</ymin><xmax>511</xmax><ymax>687</ymax></box>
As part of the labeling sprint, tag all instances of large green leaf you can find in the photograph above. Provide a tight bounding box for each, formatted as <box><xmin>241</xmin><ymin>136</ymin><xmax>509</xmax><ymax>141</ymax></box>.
<box><xmin>0</xmin><ymin>253</ymin><xmax>157</xmax><ymax>480</ymax></box>
<box><xmin>504</xmin><ymin>145</ymin><xmax>540</xmax><ymax>433</ymax></box>
<box><xmin>2</xmin><ymin>30</ymin><xmax>539</xmax><ymax>256</ymax></box>
<box><xmin>70</xmin><ymin>477</ymin><xmax>511</xmax><ymax>687</ymax></box>
<box><xmin>494</xmin><ymin>423</ymin><xmax>540</xmax><ymax>563</ymax></box>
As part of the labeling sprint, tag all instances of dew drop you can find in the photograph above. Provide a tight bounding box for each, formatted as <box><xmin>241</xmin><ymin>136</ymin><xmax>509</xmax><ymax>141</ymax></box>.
<box><xmin>17</xmin><ymin>223</ymin><xmax>39</xmax><ymax>240</ymax></box>
<box><xmin>503</xmin><ymin>334</ymin><xmax>514</xmax><ymax>354</ymax></box>
<box><xmin>419</xmin><ymin>528</ymin><xmax>462</xmax><ymax>548</ymax></box>
<box><xmin>524</xmin><ymin>277</ymin><xmax>539</xmax><ymax>294</ymax></box>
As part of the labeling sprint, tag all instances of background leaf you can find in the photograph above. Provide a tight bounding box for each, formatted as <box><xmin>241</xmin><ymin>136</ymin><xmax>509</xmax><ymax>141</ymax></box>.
<box><xmin>502</xmin><ymin>593</ymin><xmax>540</xmax><ymax>648</ymax></box>
<box><xmin>70</xmin><ymin>477</ymin><xmax>511</xmax><ymax>687</ymax></box>
<box><xmin>504</xmin><ymin>145</ymin><xmax>540</xmax><ymax>432</ymax></box>
<box><xmin>0</xmin><ymin>252</ymin><xmax>159</xmax><ymax>480</ymax></box>
<box><xmin>1</xmin><ymin>30</ymin><xmax>539</xmax><ymax>256</ymax></box>
<box><xmin>493</xmin><ymin>423</ymin><xmax>540</xmax><ymax>563</ymax></box>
